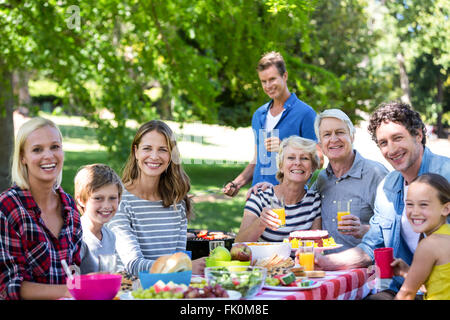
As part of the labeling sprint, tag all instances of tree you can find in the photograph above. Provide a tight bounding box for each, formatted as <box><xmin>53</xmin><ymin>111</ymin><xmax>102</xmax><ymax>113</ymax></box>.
<box><xmin>409</xmin><ymin>53</ymin><xmax>450</xmax><ymax>137</ymax></box>
<box><xmin>0</xmin><ymin>61</ymin><xmax>14</xmax><ymax>192</ymax></box>
<box><xmin>2</xmin><ymin>1</ymin><xmax>323</xmax><ymax>177</ymax></box>
<box><xmin>1</xmin><ymin>0</ymin><xmax>321</xmax><ymax>190</ymax></box>
<box><xmin>0</xmin><ymin>1</ymin><xmax>96</xmax><ymax>191</ymax></box>
<box><xmin>378</xmin><ymin>0</ymin><xmax>450</xmax><ymax>137</ymax></box>
<box><xmin>300</xmin><ymin>0</ymin><xmax>388</xmax><ymax>121</ymax></box>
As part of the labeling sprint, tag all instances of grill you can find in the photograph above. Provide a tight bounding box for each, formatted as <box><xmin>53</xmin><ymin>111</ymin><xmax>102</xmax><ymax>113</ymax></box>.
<box><xmin>186</xmin><ymin>229</ymin><xmax>236</xmax><ymax>259</ymax></box>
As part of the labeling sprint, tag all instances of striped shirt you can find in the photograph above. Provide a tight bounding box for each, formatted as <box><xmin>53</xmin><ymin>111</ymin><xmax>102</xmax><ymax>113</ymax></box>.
<box><xmin>107</xmin><ymin>190</ymin><xmax>187</xmax><ymax>276</ymax></box>
<box><xmin>244</xmin><ymin>186</ymin><xmax>321</xmax><ymax>242</ymax></box>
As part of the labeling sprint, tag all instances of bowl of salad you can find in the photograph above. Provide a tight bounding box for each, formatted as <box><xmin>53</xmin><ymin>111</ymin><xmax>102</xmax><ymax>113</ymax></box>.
<box><xmin>204</xmin><ymin>266</ymin><xmax>266</xmax><ymax>299</ymax></box>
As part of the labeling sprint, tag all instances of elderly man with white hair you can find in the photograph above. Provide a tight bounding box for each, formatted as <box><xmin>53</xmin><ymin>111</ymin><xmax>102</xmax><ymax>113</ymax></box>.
<box><xmin>311</xmin><ymin>109</ymin><xmax>389</xmax><ymax>251</ymax></box>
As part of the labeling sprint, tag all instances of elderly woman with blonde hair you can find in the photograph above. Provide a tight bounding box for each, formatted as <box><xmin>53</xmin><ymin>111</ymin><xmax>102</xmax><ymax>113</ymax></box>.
<box><xmin>236</xmin><ymin>136</ymin><xmax>322</xmax><ymax>242</ymax></box>
<box><xmin>0</xmin><ymin>117</ymin><xmax>82</xmax><ymax>300</ymax></box>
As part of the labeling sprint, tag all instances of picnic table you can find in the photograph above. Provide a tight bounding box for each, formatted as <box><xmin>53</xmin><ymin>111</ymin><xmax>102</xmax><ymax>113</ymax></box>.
<box><xmin>252</xmin><ymin>268</ymin><xmax>376</xmax><ymax>300</ymax></box>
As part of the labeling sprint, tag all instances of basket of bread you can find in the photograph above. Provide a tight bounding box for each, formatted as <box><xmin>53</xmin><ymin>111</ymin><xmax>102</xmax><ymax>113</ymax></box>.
<box><xmin>138</xmin><ymin>252</ymin><xmax>192</xmax><ymax>289</ymax></box>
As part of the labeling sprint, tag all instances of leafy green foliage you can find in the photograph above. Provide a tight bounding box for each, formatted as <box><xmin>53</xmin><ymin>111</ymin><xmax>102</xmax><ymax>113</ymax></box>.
<box><xmin>2</xmin><ymin>0</ymin><xmax>447</xmax><ymax>174</ymax></box>
<box><xmin>381</xmin><ymin>0</ymin><xmax>450</xmax><ymax>135</ymax></box>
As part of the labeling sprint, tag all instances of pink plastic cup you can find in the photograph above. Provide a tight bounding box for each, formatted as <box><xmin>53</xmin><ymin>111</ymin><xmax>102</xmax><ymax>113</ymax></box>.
<box><xmin>374</xmin><ymin>247</ymin><xmax>394</xmax><ymax>278</ymax></box>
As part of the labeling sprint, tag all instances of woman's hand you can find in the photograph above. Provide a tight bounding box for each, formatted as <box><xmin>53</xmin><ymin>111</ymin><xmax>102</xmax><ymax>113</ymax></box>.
<box><xmin>337</xmin><ymin>215</ymin><xmax>368</xmax><ymax>239</ymax></box>
<box><xmin>245</xmin><ymin>182</ymin><xmax>273</xmax><ymax>200</ymax></box>
<box><xmin>192</xmin><ymin>257</ymin><xmax>206</xmax><ymax>275</ymax></box>
<box><xmin>391</xmin><ymin>258</ymin><xmax>409</xmax><ymax>278</ymax></box>
<box><xmin>259</xmin><ymin>207</ymin><xmax>281</xmax><ymax>231</ymax></box>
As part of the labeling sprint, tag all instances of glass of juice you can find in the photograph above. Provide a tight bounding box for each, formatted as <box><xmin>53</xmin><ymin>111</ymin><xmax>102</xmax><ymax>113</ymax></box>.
<box><xmin>271</xmin><ymin>195</ymin><xmax>285</xmax><ymax>228</ymax></box>
<box><xmin>297</xmin><ymin>240</ymin><xmax>315</xmax><ymax>271</ymax></box>
<box><xmin>337</xmin><ymin>200</ymin><xmax>351</xmax><ymax>232</ymax></box>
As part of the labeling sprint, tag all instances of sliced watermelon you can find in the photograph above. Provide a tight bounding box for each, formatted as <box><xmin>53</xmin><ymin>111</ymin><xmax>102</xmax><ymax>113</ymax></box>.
<box><xmin>274</xmin><ymin>272</ymin><xmax>296</xmax><ymax>286</ymax></box>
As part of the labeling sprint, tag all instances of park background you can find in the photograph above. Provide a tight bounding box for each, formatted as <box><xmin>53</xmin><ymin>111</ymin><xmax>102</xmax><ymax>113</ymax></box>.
<box><xmin>2</xmin><ymin>0</ymin><xmax>449</xmax><ymax>233</ymax></box>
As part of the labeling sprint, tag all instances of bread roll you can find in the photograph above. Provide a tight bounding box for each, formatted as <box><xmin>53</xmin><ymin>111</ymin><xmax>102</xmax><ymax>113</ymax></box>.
<box><xmin>150</xmin><ymin>255</ymin><xmax>171</xmax><ymax>273</ymax></box>
<box><xmin>304</xmin><ymin>270</ymin><xmax>326</xmax><ymax>278</ymax></box>
<box><xmin>150</xmin><ymin>252</ymin><xmax>192</xmax><ymax>273</ymax></box>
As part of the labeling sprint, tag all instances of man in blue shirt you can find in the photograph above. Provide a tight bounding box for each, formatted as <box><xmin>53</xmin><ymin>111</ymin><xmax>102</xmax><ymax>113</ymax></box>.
<box><xmin>316</xmin><ymin>101</ymin><xmax>450</xmax><ymax>300</ymax></box>
<box><xmin>223</xmin><ymin>51</ymin><xmax>317</xmax><ymax>197</ymax></box>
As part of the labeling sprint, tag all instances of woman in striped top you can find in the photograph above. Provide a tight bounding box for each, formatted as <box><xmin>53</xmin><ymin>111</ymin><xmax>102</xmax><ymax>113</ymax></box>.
<box><xmin>236</xmin><ymin>136</ymin><xmax>322</xmax><ymax>242</ymax></box>
<box><xmin>108</xmin><ymin>120</ymin><xmax>205</xmax><ymax>276</ymax></box>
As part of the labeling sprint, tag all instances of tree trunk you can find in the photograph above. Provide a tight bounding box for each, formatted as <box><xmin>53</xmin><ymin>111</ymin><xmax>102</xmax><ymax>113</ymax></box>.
<box><xmin>0</xmin><ymin>61</ymin><xmax>15</xmax><ymax>192</ymax></box>
<box><xmin>435</xmin><ymin>75</ymin><xmax>447</xmax><ymax>138</ymax></box>
<box><xmin>12</xmin><ymin>69</ymin><xmax>31</xmax><ymax>115</ymax></box>
<box><xmin>396</xmin><ymin>52</ymin><xmax>411</xmax><ymax>106</ymax></box>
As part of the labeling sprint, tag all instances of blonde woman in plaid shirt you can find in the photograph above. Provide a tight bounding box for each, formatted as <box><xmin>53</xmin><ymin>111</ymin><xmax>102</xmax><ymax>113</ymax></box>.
<box><xmin>0</xmin><ymin>117</ymin><xmax>82</xmax><ymax>300</ymax></box>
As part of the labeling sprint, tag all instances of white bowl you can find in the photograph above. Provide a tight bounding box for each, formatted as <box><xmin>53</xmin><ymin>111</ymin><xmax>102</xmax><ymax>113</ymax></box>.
<box><xmin>234</xmin><ymin>242</ymin><xmax>292</xmax><ymax>264</ymax></box>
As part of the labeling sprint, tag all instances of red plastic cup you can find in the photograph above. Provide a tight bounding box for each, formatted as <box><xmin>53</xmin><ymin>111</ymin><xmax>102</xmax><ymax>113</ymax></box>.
<box><xmin>374</xmin><ymin>247</ymin><xmax>394</xmax><ymax>278</ymax></box>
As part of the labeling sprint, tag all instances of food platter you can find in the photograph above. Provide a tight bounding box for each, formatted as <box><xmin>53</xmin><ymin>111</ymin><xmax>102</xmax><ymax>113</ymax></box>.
<box><xmin>263</xmin><ymin>281</ymin><xmax>321</xmax><ymax>291</ymax></box>
<box><xmin>120</xmin><ymin>290</ymin><xmax>242</xmax><ymax>300</ymax></box>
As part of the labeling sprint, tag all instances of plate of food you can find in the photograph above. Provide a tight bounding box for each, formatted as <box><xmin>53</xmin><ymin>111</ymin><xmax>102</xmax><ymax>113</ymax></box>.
<box><xmin>286</xmin><ymin>230</ymin><xmax>343</xmax><ymax>254</ymax></box>
<box><xmin>264</xmin><ymin>272</ymin><xmax>321</xmax><ymax>290</ymax></box>
<box><xmin>264</xmin><ymin>276</ymin><xmax>321</xmax><ymax>291</ymax></box>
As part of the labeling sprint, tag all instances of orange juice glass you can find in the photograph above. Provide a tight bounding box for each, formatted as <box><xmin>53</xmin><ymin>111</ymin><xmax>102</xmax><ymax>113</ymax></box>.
<box><xmin>337</xmin><ymin>211</ymin><xmax>350</xmax><ymax>222</ymax></box>
<box><xmin>337</xmin><ymin>200</ymin><xmax>351</xmax><ymax>231</ymax></box>
<box><xmin>299</xmin><ymin>252</ymin><xmax>315</xmax><ymax>271</ymax></box>
<box><xmin>272</xmin><ymin>208</ymin><xmax>286</xmax><ymax>227</ymax></box>
<box><xmin>270</xmin><ymin>195</ymin><xmax>285</xmax><ymax>228</ymax></box>
<box><xmin>297</xmin><ymin>240</ymin><xmax>315</xmax><ymax>271</ymax></box>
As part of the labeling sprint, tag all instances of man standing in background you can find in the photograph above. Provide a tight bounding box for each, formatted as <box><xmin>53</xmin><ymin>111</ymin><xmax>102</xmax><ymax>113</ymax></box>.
<box><xmin>223</xmin><ymin>51</ymin><xmax>317</xmax><ymax>197</ymax></box>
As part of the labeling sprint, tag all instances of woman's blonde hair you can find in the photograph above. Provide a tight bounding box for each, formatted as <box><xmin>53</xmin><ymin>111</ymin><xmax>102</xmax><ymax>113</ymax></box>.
<box><xmin>74</xmin><ymin>163</ymin><xmax>124</xmax><ymax>215</ymax></box>
<box><xmin>11</xmin><ymin>117</ymin><xmax>63</xmax><ymax>190</ymax></box>
<box><xmin>121</xmin><ymin>120</ymin><xmax>193</xmax><ymax>219</ymax></box>
<box><xmin>276</xmin><ymin>136</ymin><xmax>319</xmax><ymax>183</ymax></box>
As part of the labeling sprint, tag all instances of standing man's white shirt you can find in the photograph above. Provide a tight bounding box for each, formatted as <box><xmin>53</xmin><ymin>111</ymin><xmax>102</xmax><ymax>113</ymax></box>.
<box><xmin>265</xmin><ymin>109</ymin><xmax>284</xmax><ymax>132</ymax></box>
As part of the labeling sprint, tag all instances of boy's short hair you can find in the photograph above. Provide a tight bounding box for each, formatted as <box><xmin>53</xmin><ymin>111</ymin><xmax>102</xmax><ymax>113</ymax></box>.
<box><xmin>74</xmin><ymin>163</ymin><xmax>123</xmax><ymax>215</ymax></box>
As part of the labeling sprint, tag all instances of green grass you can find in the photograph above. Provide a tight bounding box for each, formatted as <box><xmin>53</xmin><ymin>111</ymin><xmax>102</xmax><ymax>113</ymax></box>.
<box><xmin>189</xmin><ymin>199</ymin><xmax>246</xmax><ymax>233</ymax></box>
<box><xmin>58</xmin><ymin>116</ymin><xmax>248</xmax><ymax>234</ymax></box>
<box><xmin>183</xmin><ymin>162</ymin><xmax>248</xmax><ymax>233</ymax></box>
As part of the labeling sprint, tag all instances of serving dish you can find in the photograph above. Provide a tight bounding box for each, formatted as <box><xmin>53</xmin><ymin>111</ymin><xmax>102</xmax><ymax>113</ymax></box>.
<box><xmin>138</xmin><ymin>270</ymin><xmax>192</xmax><ymax>289</ymax></box>
<box><xmin>120</xmin><ymin>289</ymin><xmax>241</xmax><ymax>300</ymax></box>
<box><xmin>239</xmin><ymin>242</ymin><xmax>291</xmax><ymax>264</ymax></box>
<box><xmin>263</xmin><ymin>280</ymin><xmax>321</xmax><ymax>291</ymax></box>
<box><xmin>205</xmin><ymin>266</ymin><xmax>266</xmax><ymax>299</ymax></box>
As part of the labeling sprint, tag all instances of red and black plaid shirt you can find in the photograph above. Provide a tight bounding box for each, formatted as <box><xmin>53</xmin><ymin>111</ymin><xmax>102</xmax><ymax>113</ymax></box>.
<box><xmin>0</xmin><ymin>185</ymin><xmax>82</xmax><ymax>300</ymax></box>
